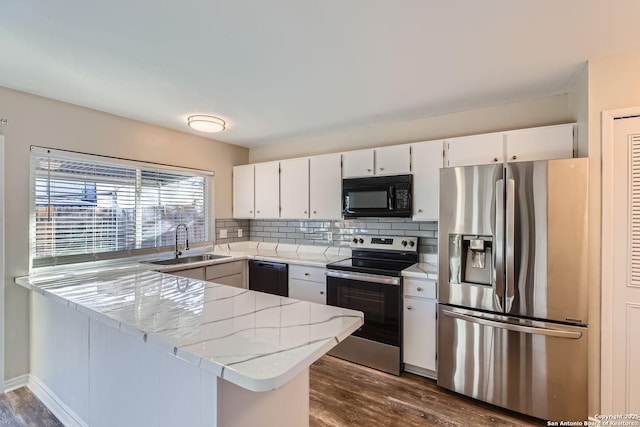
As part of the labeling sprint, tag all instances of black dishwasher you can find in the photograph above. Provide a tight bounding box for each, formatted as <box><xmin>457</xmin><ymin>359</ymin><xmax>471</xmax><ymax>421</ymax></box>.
<box><xmin>248</xmin><ymin>260</ymin><xmax>288</xmax><ymax>297</ymax></box>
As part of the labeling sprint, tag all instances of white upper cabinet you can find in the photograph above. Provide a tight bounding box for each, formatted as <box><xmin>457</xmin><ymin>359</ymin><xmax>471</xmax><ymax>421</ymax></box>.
<box><xmin>342</xmin><ymin>149</ymin><xmax>375</xmax><ymax>178</ymax></box>
<box><xmin>444</xmin><ymin>132</ymin><xmax>504</xmax><ymax>167</ymax></box>
<box><xmin>232</xmin><ymin>164</ymin><xmax>255</xmax><ymax>219</ymax></box>
<box><xmin>254</xmin><ymin>161</ymin><xmax>280</xmax><ymax>219</ymax></box>
<box><xmin>280</xmin><ymin>158</ymin><xmax>310</xmax><ymax>219</ymax></box>
<box><xmin>411</xmin><ymin>140</ymin><xmax>444</xmax><ymax>221</ymax></box>
<box><xmin>343</xmin><ymin>145</ymin><xmax>411</xmax><ymax>178</ymax></box>
<box><xmin>504</xmin><ymin>123</ymin><xmax>575</xmax><ymax>162</ymax></box>
<box><xmin>375</xmin><ymin>144</ymin><xmax>411</xmax><ymax>175</ymax></box>
<box><xmin>444</xmin><ymin>124</ymin><xmax>576</xmax><ymax>168</ymax></box>
<box><xmin>309</xmin><ymin>154</ymin><xmax>342</xmax><ymax>220</ymax></box>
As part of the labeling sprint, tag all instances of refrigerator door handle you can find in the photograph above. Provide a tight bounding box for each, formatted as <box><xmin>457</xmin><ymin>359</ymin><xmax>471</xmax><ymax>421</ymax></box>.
<box><xmin>494</xmin><ymin>179</ymin><xmax>505</xmax><ymax>312</ymax></box>
<box><xmin>442</xmin><ymin>309</ymin><xmax>583</xmax><ymax>339</ymax></box>
<box><xmin>505</xmin><ymin>178</ymin><xmax>516</xmax><ymax>312</ymax></box>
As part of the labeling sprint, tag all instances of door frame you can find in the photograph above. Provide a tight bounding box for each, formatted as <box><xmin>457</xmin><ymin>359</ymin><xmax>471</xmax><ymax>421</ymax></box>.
<box><xmin>0</xmin><ymin>135</ymin><xmax>4</xmax><ymax>393</ymax></box>
<box><xmin>601</xmin><ymin>106</ymin><xmax>640</xmax><ymax>413</ymax></box>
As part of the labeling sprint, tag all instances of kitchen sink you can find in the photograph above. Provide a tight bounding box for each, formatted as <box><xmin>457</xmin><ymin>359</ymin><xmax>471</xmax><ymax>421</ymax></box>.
<box><xmin>147</xmin><ymin>254</ymin><xmax>230</xmax><ymax>266</ymax></box>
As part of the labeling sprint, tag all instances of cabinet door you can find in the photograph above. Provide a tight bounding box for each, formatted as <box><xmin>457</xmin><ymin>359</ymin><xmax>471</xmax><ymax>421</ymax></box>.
<box><xmin>445</xmin><ymin>133</ymin><xmax>504</xmax><ymax>167</ymax></box>
<box><xmin>254</xmin><ymin>162</ymin><xmax>280</xmax><ymax>218</ymax></box>
<box><xmin>232</xmin><ymin>165</ymin><xmax>255</xmax><ymax>219</ymax></box>
<box><xmin>403</xmin><ymin>297</ymin><xmax>436</xmax><ymax>372</ymax></box>
<box><xmin>375</xmin><ymin>144</ymin><xmax>411</xmax><ymax>175</ymax></box>
<box><xmin>505</xmin><ymin>123</ymin><xmax>574</xmax><ymax>163</ymax></box>
<box><xmin>171</xmin><ymin>267</ymin><xmax>205</xmax><ymax>281</ymax></box>
<box><xmin>280</xmin><ymin>158</ymin><xmax>310</xmax><ymax>219</ymax></box>
<box><xmin>342</xmin><ymin>149</ymin><xmax>374</xmax><ymax>178</ymax></box>
<box><xmin>213</xmin><ymin>273</ymin><xmax>244</xmax><ymax>288</ymax></box>
<box><xmin>289</xmin><ymin>278</ymin><xmax>326</xmax><ymax>304</ymax></box>
<box><xmin>309</xmin><ymin>154</ymin><xmax>342</xmax><ymax>219</ymax></box>
<box><xmin>411</xmin><ymin>140</ymin><xmax>443</xmax><ymax>220</ymax></box>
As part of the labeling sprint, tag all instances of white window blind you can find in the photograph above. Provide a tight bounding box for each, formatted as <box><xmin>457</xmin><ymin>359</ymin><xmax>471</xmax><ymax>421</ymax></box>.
<box><xmin>31</xmin><ymin>147</ymin><xmax>214</xmax><ymax>267</ymax></box>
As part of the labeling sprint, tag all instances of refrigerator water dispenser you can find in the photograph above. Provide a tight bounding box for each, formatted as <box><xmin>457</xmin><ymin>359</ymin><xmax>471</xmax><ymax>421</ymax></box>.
<box><xmin>448</xmin><ymin>234</ymin><xmax>493</xmax><ymax>285</ymax></box>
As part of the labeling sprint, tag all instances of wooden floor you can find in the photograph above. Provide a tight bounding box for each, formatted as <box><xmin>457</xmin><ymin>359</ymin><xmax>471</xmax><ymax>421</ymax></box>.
<box><xmin>310</xmin><ymin>356</ymin><xmax>546</xmax><ymax>427</ymax></box>
<box><xmin>2</xmin><ymin>357</ymin><xmax>544</xmax><ymax>426</ymax></box>
<box><xmin>0</xmin><ymin>387</ymin><xmax>62</xmax><ymax>427</ymax></box>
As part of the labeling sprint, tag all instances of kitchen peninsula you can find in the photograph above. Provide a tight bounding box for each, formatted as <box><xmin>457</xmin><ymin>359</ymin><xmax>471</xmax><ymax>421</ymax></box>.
<box><xmin>16</xmin><ymin>265</ymin><xmax>363</xmax><ymax>427</ymax></box>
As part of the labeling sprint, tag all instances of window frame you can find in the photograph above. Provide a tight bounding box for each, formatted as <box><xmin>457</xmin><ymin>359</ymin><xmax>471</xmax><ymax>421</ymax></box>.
<box><xmin>29</xmin><ymin>146</ymin><xmax>215</xmax><ymax>269</ymax></box>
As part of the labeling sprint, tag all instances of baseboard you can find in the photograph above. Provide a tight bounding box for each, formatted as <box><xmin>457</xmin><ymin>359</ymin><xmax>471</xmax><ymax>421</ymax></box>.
<box><xmin>4</xmin><ymin>374</ymin><xmax>29</xmax><ymax>393</ymax></box>
<box><xmin>28</xmin><ymin>375</ymin><xmax>87</xmax><ymax>427</ymax></box>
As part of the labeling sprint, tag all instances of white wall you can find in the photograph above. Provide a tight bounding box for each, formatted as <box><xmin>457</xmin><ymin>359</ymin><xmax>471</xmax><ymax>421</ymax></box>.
<box><xmin>568</xmin><ymin>64</ymin><xmax>589</xmax><ymax>157</ymax></box>
<box><xmin>0</xmin><ymin>86</ymin><xmax>248</xmax><ymax>381</ymax></box>
<box><xmin>249</xmin><ymin>94</ymin><xmax>571</xmax><ymax>163</ymax></box>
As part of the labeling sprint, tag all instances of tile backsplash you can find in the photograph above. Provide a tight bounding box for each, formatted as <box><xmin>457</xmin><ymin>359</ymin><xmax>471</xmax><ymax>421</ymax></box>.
<box><xmin>248</xmin><ymin>218</ymin><xmax>438</xmax><ymax>254</ymax></box>
<box><xmin>215</xmin><ymin>219</ymin><xmax>250</xmax><ymax>244</ymax></box>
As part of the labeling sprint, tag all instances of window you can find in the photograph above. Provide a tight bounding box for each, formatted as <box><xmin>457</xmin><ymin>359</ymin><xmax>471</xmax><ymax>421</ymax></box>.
<box><xmin>30</xmin><ymin>147</ymin><xmax>214</xmax><ymax>267</ymax></box>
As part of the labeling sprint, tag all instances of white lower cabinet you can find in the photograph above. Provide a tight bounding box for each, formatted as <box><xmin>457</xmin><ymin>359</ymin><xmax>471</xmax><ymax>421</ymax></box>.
<box><xmin>169</xmin><ymin>261</ymin><xmax>246</xmax><ymax>288</ymax></box>
<box><xmin>288</xmin><ymin>265</ymin><xmax>327</xmax><ymax>304</ymax></box>
<box><xmin>403</xmin><ymin>277</ymin><xmax>437</xmax><ymax>378</ymax></box>
<box><xmin>206</xmin><ymin>261</ymin><xmax>246</xmax><ymax>288</ymax></box>
<box><xmin>171</xmin><ymin>267</ymin><xmax>205</xmax><ymax>280</ymax></box>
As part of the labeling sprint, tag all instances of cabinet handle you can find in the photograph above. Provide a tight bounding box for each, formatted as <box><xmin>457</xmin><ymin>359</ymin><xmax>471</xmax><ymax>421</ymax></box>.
<box><xmin>417</xmin><ymin>209</ymin><xmax>423</xmax><ymax>213</ymax></box>
<box><xmin>379</xmin><ymin>167</ymin><xmax>385</xmax><ymax>171</ymax></box>
<box><xmin>320</xmin><ymin>291</ymin><xmax>325</xmax><ymax>295</ymax></box>
<box><xmin>512</xmin><ymin>155</ymin><xmax>517</xmax><ymax>160</ymax></box>
<box><xmin>493</xmin><ymin>157</ymin><xmax>499</xmax><ymax>162</ymax></box>
<box><xmin>304</xmin><ymin>211</ymin><xmax>308</xmax><ymax>214</ymax></box>
<box><xmin>367</xmin><ymin>168</ymin><xmax>372</xmax><ymax>172</ymax></box>
<box><xmin>313</xmin><ymin>210</ymin><xmax>317</xmax><ymax>214</ymax></box>
<box><xmin>304</xmin><ymin>273</ymin><xmax>310</xmax><ymax>276</ymax></box>
<box><xmin>417</xmin><ymin>287</ymin><xmax>423</xmax><ymax>292</ymax></box>
<box><xmin>249</xmin><ymin>210</ymin><xmax>253</xmax><ymax>213</ymax></box>
<box><xmin>407</xmin><ymin>306</ymin><xmax>413</xmax><ymax>310</ymax></box>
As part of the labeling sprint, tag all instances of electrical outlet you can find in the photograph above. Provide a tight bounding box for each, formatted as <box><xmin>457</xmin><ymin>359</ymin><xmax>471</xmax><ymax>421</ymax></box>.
<box><xmin>219</xmin><ymin>229</ymin><xmax>227</xmax><ymax>239</ymax></box>
<box><xmin>238</xmin><ymin>229</ymin><xmax>243</xmax><ymax>237</ymax></box>
<box><xmin>326</xmin><ymin>232</ymin><xmax>333</xmax><ymax>242</ymax></box>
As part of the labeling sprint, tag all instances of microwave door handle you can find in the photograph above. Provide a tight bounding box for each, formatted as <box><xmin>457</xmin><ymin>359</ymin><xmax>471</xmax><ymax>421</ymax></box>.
<box><xmin>388</xmin><ymin>186</ymin><xmax>394</xmax><ymax>210</ymax></box>
<box><xmin>344</xmin><ymin>195</ymin><xmax>352</xmax><ymax>214</ymax></box>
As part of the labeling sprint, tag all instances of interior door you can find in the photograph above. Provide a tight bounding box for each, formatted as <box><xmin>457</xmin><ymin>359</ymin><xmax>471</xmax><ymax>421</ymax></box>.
<box><xmin>607</xmin><ymin>117</ymin><xmax>640</xmax><ymax>414</ymax></box>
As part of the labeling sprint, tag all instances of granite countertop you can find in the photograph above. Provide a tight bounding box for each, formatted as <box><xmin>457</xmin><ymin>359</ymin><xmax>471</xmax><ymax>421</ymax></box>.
<box><xmin>22</xmin><ymin>242</ymin><xmax>351</xmax><ymax>282</ymax></box>
<box><xmin>17</xmin><ymin>241</ymin><xmax>450</xmax><ymax>392</ymax></box>
<box><xmin>402</xmin><ymin>262</ymin><xmax>438</xmax><ymax>280</ymax></box>
<box><xmin>208</xmin><ymin>241</ymin><xmax>351</xmax><ymax>268</ymax></box>
<box><xmin>16</xmin><ymin>269</ymin><xmax>363</xmax><ymax>392</ymax></box>
<box><xmin>401</xmin><ymin>252</ymin><xmax>438</xmax><ymax>280</ymax></box>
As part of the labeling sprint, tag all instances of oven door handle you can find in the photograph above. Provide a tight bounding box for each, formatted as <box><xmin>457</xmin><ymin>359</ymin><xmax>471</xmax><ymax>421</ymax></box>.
<box><xmin>325</xmin><ymin>270</ymin><xmax>400</xmax><ymax>286</ymax></box>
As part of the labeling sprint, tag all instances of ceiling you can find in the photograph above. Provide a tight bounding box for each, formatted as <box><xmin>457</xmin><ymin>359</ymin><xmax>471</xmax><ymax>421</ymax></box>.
<box><xmin>1</xmin><ymin>1</ymin><xmax>640</xmax><ymax>148</ymax></box>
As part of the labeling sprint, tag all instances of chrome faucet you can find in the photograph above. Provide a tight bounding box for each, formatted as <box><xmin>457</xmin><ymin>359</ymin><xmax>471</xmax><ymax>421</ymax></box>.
<box><xmin>175</xmin><ymin>223</ymin><xmax>190</xmax><ymax>258</ymax></box>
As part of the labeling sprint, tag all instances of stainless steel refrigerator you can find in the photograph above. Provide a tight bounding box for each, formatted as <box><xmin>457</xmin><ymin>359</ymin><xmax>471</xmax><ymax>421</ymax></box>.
<box><xmin>437</xmin><ymin>158</ymin><xmax>588</xmax><ymax>421</ymax></box>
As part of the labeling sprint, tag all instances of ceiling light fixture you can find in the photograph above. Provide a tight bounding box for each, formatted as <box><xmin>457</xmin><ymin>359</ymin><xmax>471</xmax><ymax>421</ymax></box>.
<box><xmin>187</xmin><ymin>115</ymin><xmax>226</xmax><ymax>133</ymax></box>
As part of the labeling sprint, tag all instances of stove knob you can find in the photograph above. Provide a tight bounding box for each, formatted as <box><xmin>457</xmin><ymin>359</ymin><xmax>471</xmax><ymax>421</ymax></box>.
<box><xmin>409</xmin><ymin>241</ymin><xmax>415</xmax><ymax>247</ymax></box>
<box><xmin>401</xmin><ymin>240</ymin><xmax>408</xmax><ymax>247</ymax></box>
<box><xmin>358</xmin><ymin>238</ymin><xmax>364</xmax><ymax>244</ymax></box>
<box><xmin>352</xmin><ymin>238</ymin><xmax>358</xmax><ymax>244</ymax></box>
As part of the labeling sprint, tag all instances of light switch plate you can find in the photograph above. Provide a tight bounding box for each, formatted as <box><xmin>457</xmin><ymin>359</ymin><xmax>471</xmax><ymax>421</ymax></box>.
<box><xmin>219</xmin><ymin>229</ymin><xmax>227</xmax><ymax>239</ymax></box>
<box><xmin>238</xmin><ymin>229</ymin><xmax>243</xmax><ymax>237</ymax></box>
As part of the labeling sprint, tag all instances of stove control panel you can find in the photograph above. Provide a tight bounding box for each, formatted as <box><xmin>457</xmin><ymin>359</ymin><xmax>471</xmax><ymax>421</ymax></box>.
<box><xmin>350</xmin><ymin>235</ymin><xmax>418</xmax><ymax>252</ymax></box>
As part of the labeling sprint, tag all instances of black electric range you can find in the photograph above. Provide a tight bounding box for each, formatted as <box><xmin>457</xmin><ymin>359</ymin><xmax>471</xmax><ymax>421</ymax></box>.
<box><xmin>325</xmin><ymin>235</ymin><xmax>418</xmax><ymax>375</ymax></box>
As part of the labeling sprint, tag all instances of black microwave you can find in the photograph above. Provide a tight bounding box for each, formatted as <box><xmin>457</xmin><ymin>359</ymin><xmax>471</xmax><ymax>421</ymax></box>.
<box><xmin>342</xmin><ymin>174</ymin><xmax>412</xmax><ymax>218</ymax></box>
